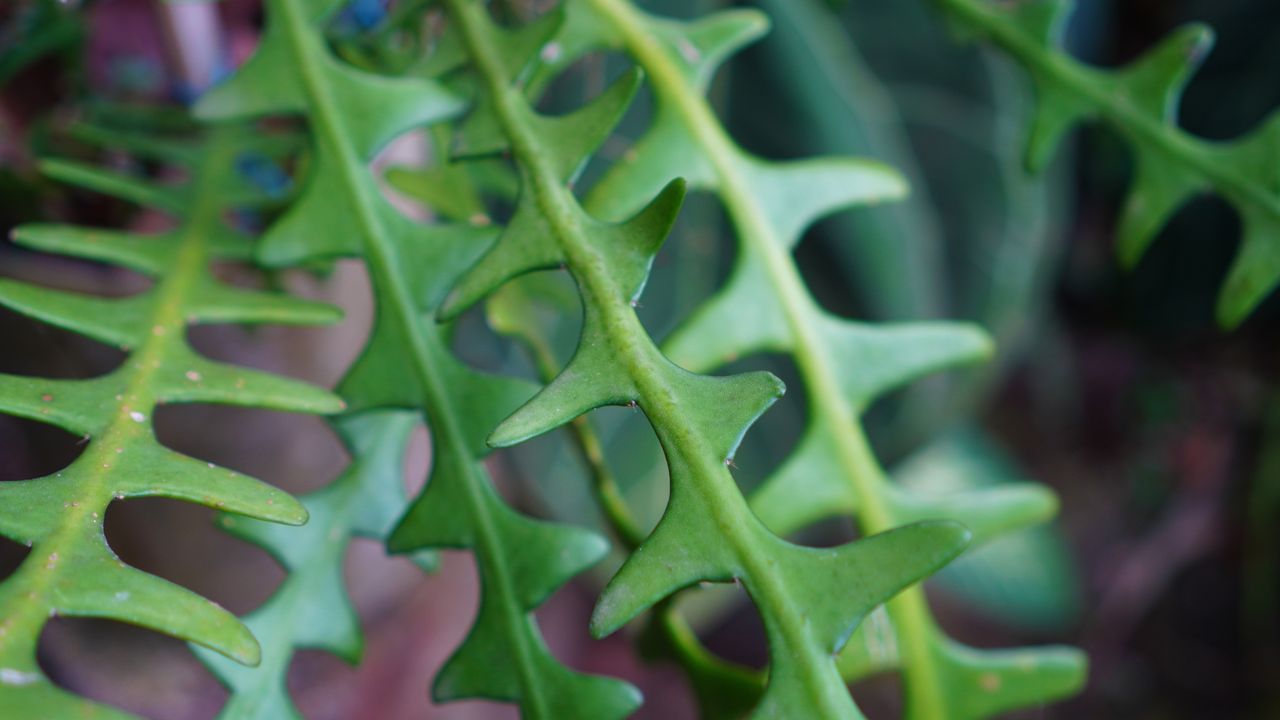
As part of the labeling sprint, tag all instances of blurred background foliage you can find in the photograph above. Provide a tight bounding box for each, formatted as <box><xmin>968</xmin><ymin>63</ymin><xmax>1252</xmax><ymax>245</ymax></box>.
<box><xmin>1</xmin><ymin>0</ymin><xmax>1278</xmax><ymax>717</ymax></box>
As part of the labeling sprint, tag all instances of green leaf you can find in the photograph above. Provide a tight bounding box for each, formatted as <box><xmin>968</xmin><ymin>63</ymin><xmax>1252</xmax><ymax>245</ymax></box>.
<box><xmin>385</xmin><ymin>126</ymin><xmax>508</xmax><ymax>223</ymax></box>
<box><xmin>894</xmin><ymin>429</ymin><xmax>1082</xmax><ymax>632</ymax></box>
<box><xmin>440</xmin><ymin>182</ymin><xmax>567</xmax><ymax>320</ymax></box>
<box><xmin>833</xmin><ymin>430</ymin><xmax>1086</xmax><ymax>718</ymax></box>
<box><xmin>0</xmin><ymin>123</ymin><xmax>342</xmax><ymax>718</ymax></box>
<box><xmin>539</xmin><ymin>0</ymin><xmax>1087</xmax><ymax>716</ymax></box>
<box><xmin>838</xmin><ymin>625</ymin><xmax>1086</xmax><ymax>720</ymax></box>
<box><xmin>746</xmin><ymin>0</ymin><xmax>951</xmax><ymax>323</ymax></box>
<box><xmin>436</xmin><ymin>2</ymin><xmax>976</xmax><ymax>717</ymax></box>
<box><xmin>0</xmin><ymin>0</ymin><xmax>84</xmax><ymax>88</ymax></box>
<box><xmin>935</xmin><ymin>0</ymin><xmax>1280</xmax><ymax>327</ymax></box>
<box><xmin>39</xmin><ymin>158</ymin><xmax>185</xmax><ymax>214</ymax></box>
<box><xmin>528</xmin><ymin>66</ymin><xmax>643</xmax><ymax>183</ymax></box>
<box><xmin>649</xmin><ymin>9</ymin><xmax>770</xmax><ymax>93</ymax></box>
<box><xmin>486</xmin><ymin>273</ymin><xmax>772</xmax><ymax>719</ymax></box>
<box><xmin>197</xmin><ymin>0</ymin><xmax>639</xmax><ymax>715</ymax></box>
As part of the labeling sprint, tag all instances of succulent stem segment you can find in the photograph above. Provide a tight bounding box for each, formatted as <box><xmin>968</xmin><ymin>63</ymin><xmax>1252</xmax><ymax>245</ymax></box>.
<box><xmin>554</xmin><ymin>0</ymin><xmax>1088</xmax><ymax>716</ymax></box>
<box><xmin>195</xmin><ymin>0</ymin><xmax>638</xmax><ymax>715</ymax></box>
<box><xmin>0</xmin><ymin>125</ymin><xmax>342</xmax><ymax>718</ymax></box>
<box><xmin>439</xmin><ymin>0</ymin><xmax>974</xmax><ymax>716</ymax></box>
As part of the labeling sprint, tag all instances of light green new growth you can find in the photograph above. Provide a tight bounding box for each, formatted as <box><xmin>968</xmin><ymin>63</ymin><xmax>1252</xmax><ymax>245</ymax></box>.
<box><xmin>0</xmin><ymin>123</ymin><xmax>343</xmax><ymax>719</ymax></box>
<box><xmin>194</xmin><ymin>0</ymin><xmax>639</xmax><ymax>716</ymax></box>
<box><xmin>529</xmin><ymin>0</ymin><xmax>1088</xmax><ymax>716</ymax></box>
<box><xmin>435</xmin><ymin>1</ymin><xmax>976</xmax><ymax>717</ymax></box>
<box><xmin>934</xmin><ymin>0</ymin><xmax>1280</xmax><ymax>328</ymax></box>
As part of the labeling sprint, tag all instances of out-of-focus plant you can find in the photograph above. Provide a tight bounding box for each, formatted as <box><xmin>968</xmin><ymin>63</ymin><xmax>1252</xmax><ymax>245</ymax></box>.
<box><xmin>928</xmin><ymin>0</ymin><xmax>1280</xmax><ymax>329</ymax></box>
<box><xmin>4</xmin><ymin>0</ymin><xmax>1277</xmax><ymax>717</ymax></box>
<box><xmin>0</xmin><ymin>119</ymin><xmax>342</xmax><ymax>717</ymax></box>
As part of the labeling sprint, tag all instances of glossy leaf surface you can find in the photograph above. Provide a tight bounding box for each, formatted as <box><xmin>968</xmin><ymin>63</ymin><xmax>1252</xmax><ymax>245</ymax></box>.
<box><xmin>435</xmin><ymin>2</ymin><xmax>975</xmax><ymax>717</ymax></box>
<box><xmin>195</xmin><ymin>0</ymin><xmax>638</xmax><ymax>715</ymax></box>
<box><xmin>528</xmin><ymin>0</ymin><xmax>1087</xmax><ymax>716</ymax></box>
<box><xmin>0</xmin><ymin>124</ymin><xmax>342</xmax><ymax>719</ymax></box>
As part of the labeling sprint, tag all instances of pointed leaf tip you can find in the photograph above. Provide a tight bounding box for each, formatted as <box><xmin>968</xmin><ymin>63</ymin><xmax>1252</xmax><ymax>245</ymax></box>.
<box><xmin>1214</xmin><ymin>219</ymin><xmax>1280</xmax><ymax>330</ymax></box>
<box><xmin>744</xmin><ymin>156</ymin><xmax>908</xmax><ymax>248</ymax></box>
<box><xmin>534</xmin><ymin>66</ymin><xmax>644</xmax><ymax>182</ymax></box>
<box><xmin>1117</xmin><ymin>22</ymin><xmax>1215</xmax><ymax>122</ymax></box>
<box><xmin>601</xmin><ymin>176</ymin><xmax>688</xmax><ymax>300</ymax></box>
<box><xmin>439</xmin><ymin>195</ymin><xmax>565</xmax><ymax>322</ymax></box>
<box><xmin>751</xmin><ymin>521</ymin><xmax>972</xmax><ymax>711</ymax></box>
<box><xmin>937</xmin><ymin>640</ymin><xmax>1089</xmax><ymax>718</ymax></box>
<box><xmin>484</xmin><ymin>355</ymin><xmax>633</xmax><ymax>449</ymax></box>
<box><xmin>661</xmin><ymin>8</ymin><xmax>771</xmax><ymax>90</ymax></box>
<box><xmin>822</xmin><ymin>317</ymin><xmax>994</xmax><ymax>411</ymax></box>
<box><xmin>659</xmin><ymin>366</ymin><xmax>784</xmax><ymax>464</ymax></box>
<box><xmin>588</xmin><ymin>508</ymin><xmax>736</xmax><ymax>639</ymax></box>
<box><xmin>1113</xmin><ymin>150</ymin><xmax>1203</xmax><ymax>270</ymax></box>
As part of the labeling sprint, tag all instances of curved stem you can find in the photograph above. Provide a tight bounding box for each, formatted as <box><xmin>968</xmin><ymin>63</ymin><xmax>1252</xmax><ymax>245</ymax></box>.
<box><xmin>582</xmin><ymin>0</ymin><xmax>950</xmax><ymax>714</ymax></box>
<box><xmin>445</xmin><ymin>0</ymin><xmax>862</xmax><ymax>715</ymax></box>
<box><xmin>273</xmin><ymin>0</ymin><xmax>554</xmax><ymax>711</ymax></box>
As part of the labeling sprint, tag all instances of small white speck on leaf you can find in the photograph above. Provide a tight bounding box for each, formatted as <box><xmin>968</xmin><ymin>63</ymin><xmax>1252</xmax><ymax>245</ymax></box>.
<box><xmin>0</xmin><ymin>668</ymin><xmax>39</xmax><ymax>686</ymax></box>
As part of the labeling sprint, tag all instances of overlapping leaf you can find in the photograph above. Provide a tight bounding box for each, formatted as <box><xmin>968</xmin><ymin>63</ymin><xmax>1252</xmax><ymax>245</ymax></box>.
<box><xmin>192</xmin><ymin>411</ymin><xmax>423</xmax><ymax>719</ymax></box>
<box><xmin>195</xmin><ymin>0</ymin><xmax>639</xmax><ymax>715</ymax></box>
<box><xmin>932</xmin><ymin>0</ymin><xmax>1280</xmax><ymax>328</ymax></box>
<box><xmin>0</xmin><ymin>123</ymin><xmax>342</xmax><ymax>719</ymax></box>
<box><xmin>432</xmin><ymin>1</ymin><xmax>974</xmax><ymax>717</ymax></box>
<box><xmin>400</xmin><ymin>141</ymin><xmax>774</xmax><ymax>720</ymax></box>
<box><xmin>529</xmin><ymin>0</ymin><xmax>1087</xmax><ymax>716</ymax></box>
